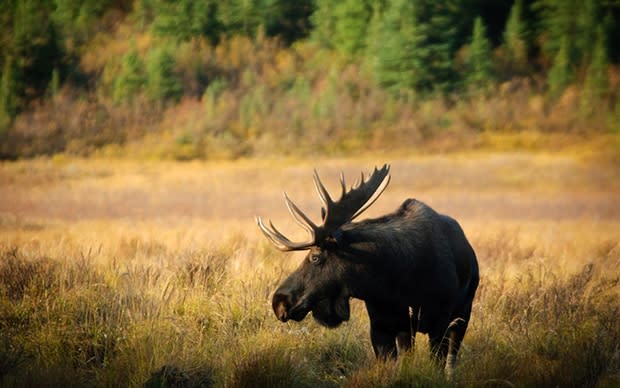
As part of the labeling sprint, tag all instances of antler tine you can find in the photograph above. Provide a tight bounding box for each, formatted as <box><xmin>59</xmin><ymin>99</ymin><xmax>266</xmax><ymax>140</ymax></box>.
<box><xmin>312</xmin><ymin>169</ymin><xmax>333</xmax><ymax>207</ymax></box>
<box><xmin>321</xmin><ymin>164</ymin><xmax>391</xmax><ymax>230</ymax></box>
<box><xmin>339</xmin><ymin>172</ymin><xmax>346</xmax><ymax>199</ymax></box>
<box><xmin>283</xmin><ymin>192</ymin><xmax>318</xmax><ymax>238</ymax></box>
<box><xmin>256</xmin><ymin>216</ymin><xmax>286</xmax><ymax>249</ymax></box>
<box><xmin>255</xmin><ymin>216</ymin><xmax>314</xmax><ymax>251</ymax></box>
<box><xmin>257</xmin><ymin>164</ymin><xmax>390</xmax><ymax>251</ymax></box>
<box><xmin>350</xmin><ymin>171</ymin><xmax>391</xmax><ymax>220</ymax></box>
<box><xmin>353</xmin><ymin>171</ymin><xmax>365</xmax><ymax>189</ymax></box>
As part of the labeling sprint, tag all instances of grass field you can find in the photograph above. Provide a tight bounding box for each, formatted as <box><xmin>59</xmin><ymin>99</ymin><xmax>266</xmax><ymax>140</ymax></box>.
<box><xmin>1</xmin><ymin>153</ymin><xmax>619</xmax><ymax>387</ymax></box>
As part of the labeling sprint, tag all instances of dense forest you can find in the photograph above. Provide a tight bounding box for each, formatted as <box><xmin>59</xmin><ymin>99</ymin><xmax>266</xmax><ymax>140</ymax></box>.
<box><xmin>0</xmin><ymin>0</ymin><xmax>618</xmax><ymax>160</ymax></box>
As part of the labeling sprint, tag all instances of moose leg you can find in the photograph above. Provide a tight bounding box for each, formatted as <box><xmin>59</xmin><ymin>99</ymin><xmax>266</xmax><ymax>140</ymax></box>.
<box><xmin>396</xmin><ymin>331</ymin><xmax>413</xmax><ymax>354</ymax></box>
<box><xmin>429</xmin><ymin>330</ymin><xmax>449</xmax><ymax>363</ymax></box>
<box><xmin>444</xmin><ymin>303</ymin><xmax>473</xmax><ymax>378</ymax></box>
<box><xmin>370</xmin><ymin>324</ymin><xmax>397</xmax><ymax>359</ymax></box>
<box><xmin>396</xmin><ymin>307</ymin><xmax>417</xmax><ymax>354</ymax></box>
<box><xmin>366</xmin><ymin>303</ymin><xmax>400</xmax><ymax>359</ymax></box>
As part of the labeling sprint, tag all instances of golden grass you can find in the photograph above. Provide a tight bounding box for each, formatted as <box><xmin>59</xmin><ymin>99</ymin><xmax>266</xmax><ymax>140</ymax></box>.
<box><xmin>0</xmin><ymin>153</ymin><xmax>619</xmax><ymax>386</ymax></box>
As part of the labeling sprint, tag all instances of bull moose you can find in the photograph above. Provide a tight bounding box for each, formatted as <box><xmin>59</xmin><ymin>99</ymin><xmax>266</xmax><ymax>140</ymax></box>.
<box><xmin>256</xmin><ymin>165</ymin><xmax>479</xmax><ymax>376</ymax></box>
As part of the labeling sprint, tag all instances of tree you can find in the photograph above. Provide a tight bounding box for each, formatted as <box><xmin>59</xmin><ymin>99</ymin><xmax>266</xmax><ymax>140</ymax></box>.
<box><xmin>502</xmin><ymin>0</ymin><xmax>528</xmax><ymax>74</ymax></box>
<box><xmin>113</xmin><ymin>46</ymin><xmax>145</xmax><ymax>104</ymax></box>
<box><xmin>583</xmin><ymin>25</ymin><xmax>609</xmax><ymax>103</ymax></box>
<box><xmin>145</xmin><ymin>46</ymin><xmax>183</xmax><ymax>103</ymax></box>
<box><xmin>0</xmin><ymin>58</ymin><xmax>18</xmax><ymax>132</ymax></box>
<box><xmin>11</xmin><ymin>0</ymin><xmax>62</xmax><ymax>101</ymax></box>
<box><xmin>252</xmin><ymin>0</ymin><xmax>313</xmax><ymax>44</ymax></box>
<box><xmin>150</xmin><ymin>0</ymin><xmax>220</xmax><ymax>42</ymax></box>
<box><xmin>372</xmin><ymin>0</ymin><xmax>424</xmax><ymax>94</ymax></box>
<box><xmin>465</xmin><ymin>16</ymin><xmax>494</xmax><ymax>92</ymax></box>
<box><xmin>52</xmin><ymin>0</ymin><xmax>112</xmax><ymax>51</ymax></box>
<box><xmin>311</xmin><ymin>0</ymin><xmax>337</xmax><ymax>48</ymax></box>
<box><xmin>547</xmin><ymin>36</ymin><xmax>572</xmax><ymax>97</ymax></box>
<box><xmin>332</xmin><ymin>0</ymin><xmax>373</xmax><ymax>58</ymax></box>
<box><xmin>371</xmin><ymin>0</ymin><xmax>460</xmax><ymax>95</ymax></box>
<box><xmin>534</xmin><ymin>0</ymin><xmax>602</xmax><ymax>70</ymax></box>
<box><xmin>48</xmin><ymin>67</ymin><xmax>60</xmax><ymax>98</ymax></box>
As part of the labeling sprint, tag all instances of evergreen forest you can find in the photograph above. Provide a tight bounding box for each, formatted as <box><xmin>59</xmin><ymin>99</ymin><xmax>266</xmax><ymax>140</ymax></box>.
<box><xmin>1</xmin><ymin>0</ymin><xmax>619</xmax><ymax>159</ymax></box>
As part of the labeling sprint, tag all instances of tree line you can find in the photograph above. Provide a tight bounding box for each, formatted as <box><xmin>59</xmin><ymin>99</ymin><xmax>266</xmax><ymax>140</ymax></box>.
<box><xmin>0</xmin><ymin>0</ymin><xmax>618</xmax><ymax>158</ymax></box>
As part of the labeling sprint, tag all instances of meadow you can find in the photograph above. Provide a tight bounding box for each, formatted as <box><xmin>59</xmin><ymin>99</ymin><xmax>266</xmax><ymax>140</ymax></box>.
<box><xmin>0</xmin><ymin>153</ymin><xmax>619</xmax><ymax>387</ymax></box>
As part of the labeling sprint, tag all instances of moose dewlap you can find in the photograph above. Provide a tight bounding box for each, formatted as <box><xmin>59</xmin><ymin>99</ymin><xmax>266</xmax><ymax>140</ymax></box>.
<box><xmin>256</xmin><ymin>164</ymin><xmax>479</xmax><ymax>377</ymax></box>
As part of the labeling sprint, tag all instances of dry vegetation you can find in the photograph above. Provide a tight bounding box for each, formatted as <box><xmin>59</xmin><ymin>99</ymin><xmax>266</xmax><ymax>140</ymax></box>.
<box><xmin>0</xmin><ymin>153</ymin><xmax>619</xmax><ymax>387</ymax></box>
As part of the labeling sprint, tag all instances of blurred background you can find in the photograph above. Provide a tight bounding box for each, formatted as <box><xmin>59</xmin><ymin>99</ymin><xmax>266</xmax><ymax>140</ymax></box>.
<box><xmin>0</xmin><ymin>0</ymin><xmax>618</xmax><ymax>160</ymax></box>
<box><xmin>1</xmin><ymin>2</ymin><xmax>619</xmax><ymax>386</ymax></box>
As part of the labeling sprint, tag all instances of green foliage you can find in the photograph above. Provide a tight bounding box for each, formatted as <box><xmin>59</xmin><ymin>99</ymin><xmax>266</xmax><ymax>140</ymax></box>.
<box><xmin>313</xmin><ymin>0</ymin><xmax>373</xmax><ymax>58</ymax></box>
<box><xmin>502</xmin><ymin>0</ymin><xmax>528</xmax><ymax>74</ymax></box>
<box><xmin>259</xmin><ymin>0</ymin><xmax>313</xmax><ymax>43</ymax></box>
<box><xmin>113</xmin><ymin>46</ymin><xmax>146</xmax><ymax>104</ymax></box>
<box><xmin>0</xmin><ymin>58</ymin><xmax>18</xmax><ymax>133</ymax></box>
<box><xmin>145</xmin><ymin>46</ymin><xmax>183</xmax><ymax>103</ymax></box>
<box><xmin>534</xmin><ymin>0</ymin><xmax>611</xmax><ymax>69</ymax></box>
<box><xmin>370</xmin><ymin>0</ymin><xmax>461</xmax><ymax>95</ymax></box>
<box><xmin>10</xmin><ymin>0</ymin><xmax>62</xmax><ymax>100</ymax></box>
<box><xmin>48</xmin><ymin>67</ymin><xmax>60</xmax><ymax>98</ymax></box>
<box><xmin>150</xmin><ymin>0</ymin><xmax>220</xmax><ymax>43</ymax></box>
<box><xmin>310</xmin><ymin>0</ymin><xmax>336</xmax><ymax>48</ymax></box>
<box><xmin>547</xmin><ymin>36</ymin><xmax>573</xmax><ymax>97</ymax></box>
<box><xmin>465</xmin><ymin>16</ymin><xmax>494</xmax><ymax>92</ymax></box>
<box><xmin>1</xmin><ymin>0</ymin><xmax>620</xmax><ymax>159</ymax></box>
<box><xmin>52</xmin><ymin>0</ymin><xmax>111</xmax><ymax>51</ymax></box>
<box><xmin>583</xmin><ymin>25</ymin><xmax>610</xmax><ymax>101</ymax></box>
<box><xmin>217</xmin><ymin>0</ymin><xmax>312</xmax><ymax>39</ymax></box>
<box><xmin>371</xmin><ymin>0</ymin><xmax>426</xmax><ymax>94</ymax></box>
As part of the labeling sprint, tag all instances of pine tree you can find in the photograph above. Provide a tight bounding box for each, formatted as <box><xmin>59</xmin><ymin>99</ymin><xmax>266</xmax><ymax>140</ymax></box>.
<box><xmin>52</xmin><ymin>0</ymin><xmax>111</xmax><ymax>50</ymax></box>
<box><xmin>0</xmin><ymin>58</ymin><xmax>18</xmax><ymax>133</ymax></box>
<box><xmin>332</xmin><ymin>0</ymin><xmax>372</xmax><ymax>58</ymax></box>
<box><xmin>502</xmin><ymin>0</ymin><xmax>528</xmax><ymax>74</ymax></box>
<box><xmin>310</xmin><ymin>0</ymin><xmax>336</xmax><ymax>48</ymax></box>
<box><xmin>364</xmin><ymin>2</ymin><xmax>385</xmax><ymax>72</ymax></box>
<box><xmin>113</xmin><ymin>46</ymin><xmax>146</xmax><ymax>104</ymax></box>
<box><xmin>465</xmin><ymin>17</ymin><xmax>494</xmax><ymax>92</ymax></box>
<box><xmin>48</xmin><ymin>67</ymin><xmax>60</xmax><ymax>98</ymax></box>
<box><xmin>534</xmin><ymin>0</ymin><xmax>577</xmax><ymax>63</ymax></box>
<box><xmin>145</xmin><ymin>46</ymin><xmax>183</xmax><ymax>103</ymax></box>
<box><xmin>12</xmin><ymin>0</ymin><xmax>62</xmax><ymax>99</ymax></box>
<box><xmin>547</xmin><ymin>36</ymin><xmax>572</xmax><ymax>97</ymax></box>
<box><xmin>534</xmin><ymin>0</ymin><xmax>601</xmax><ymax>71</ymax></box>
<box><xmin>217</xmin><ymin>0</ymin><xmax>263</xmax><ymax>37</ymax></box>
<box><xmin>583</xmin><ymin>25</ymin><xmax>609</xmax><ymax>102</ymax></box>
<box><xmin>371</xmin><ymin>0</ymin><xmax>459</xmax><ymax>95</ymax></box>
<box><xmin>373</xmin><ymin>0</ymin><xmax>425</xmax><ymax>94</ymax></box>
<box><xmin>312</xmin><ymin>0</ymin><xmax>374</xmax><ymax>55</ymax></box>
<box><xmin>575</xmin><ymin>0</ymin><xmax>599</xmax><ymax>66</ymax></box>
<box><xmin>151</xmin><ymin>0</ymin><xmax>220</xmax><ymax>42</ymax></box>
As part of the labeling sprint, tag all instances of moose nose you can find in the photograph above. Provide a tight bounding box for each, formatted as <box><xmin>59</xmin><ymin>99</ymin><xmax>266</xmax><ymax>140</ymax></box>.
<box><xmin>272</xmin><ymin>292</ymin><xmax>293</xmax><ymax>322</ymax></box>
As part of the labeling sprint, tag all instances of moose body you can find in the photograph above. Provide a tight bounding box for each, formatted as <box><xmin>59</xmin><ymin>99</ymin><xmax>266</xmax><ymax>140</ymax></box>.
<box><xmin>257</xmin><ymin>165</ymin><xmax>479</xmax><ymax>376</ymax></box>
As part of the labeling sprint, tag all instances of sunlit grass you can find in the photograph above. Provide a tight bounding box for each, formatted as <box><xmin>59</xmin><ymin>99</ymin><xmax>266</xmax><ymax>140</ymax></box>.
<box><xmin>1</xmin><ymin>153</ymin><xmax>619</xmax><ymax>386</ymax></box>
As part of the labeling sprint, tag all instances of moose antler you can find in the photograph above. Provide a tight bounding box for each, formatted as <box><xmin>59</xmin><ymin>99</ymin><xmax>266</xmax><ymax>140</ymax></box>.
<box><xmin>256</xmin><ymin>164</ymin><xmax>391</xmax><ymax>251</ymax></box>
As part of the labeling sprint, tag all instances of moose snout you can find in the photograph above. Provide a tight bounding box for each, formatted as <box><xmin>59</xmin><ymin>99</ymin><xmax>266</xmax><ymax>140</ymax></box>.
<box><xmin>272</xmin><ymin>292</ymin><xmax>293</xmax><ymax>322</ymax></box>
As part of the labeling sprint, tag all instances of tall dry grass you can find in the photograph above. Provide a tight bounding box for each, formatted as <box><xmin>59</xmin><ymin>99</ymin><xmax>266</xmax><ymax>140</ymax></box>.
<box><xmin>0</xmin><ymin>154</ymin><xmax>619</xmax><ymax>386</ymax></box>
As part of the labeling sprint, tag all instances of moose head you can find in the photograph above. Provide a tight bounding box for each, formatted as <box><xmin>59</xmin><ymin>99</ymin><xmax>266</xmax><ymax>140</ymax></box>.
<box><xmin>256</xmin><ymin>165</ymin><xmax>390</xmax><ymax>328</ymax></box>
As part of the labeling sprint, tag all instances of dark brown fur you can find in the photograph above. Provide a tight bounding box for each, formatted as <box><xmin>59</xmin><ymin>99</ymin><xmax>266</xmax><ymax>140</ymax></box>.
<box><xmin>271</xmin><ymin>198</ymin><xmax>479</xmax><ymax>369</ymax></box>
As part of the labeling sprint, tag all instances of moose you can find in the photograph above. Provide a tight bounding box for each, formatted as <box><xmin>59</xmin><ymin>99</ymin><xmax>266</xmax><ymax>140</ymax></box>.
<box><xmin>256</xmin><ymin>165</ymin><xmax>479</xmax><ymax>376</ymax></box>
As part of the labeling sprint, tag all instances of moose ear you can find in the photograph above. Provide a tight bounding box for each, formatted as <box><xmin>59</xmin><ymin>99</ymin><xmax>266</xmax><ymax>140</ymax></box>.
<box><xmin>320</xmin><ymin>207</ymin><xmax>326</xmax><ymax>221</ymax></box>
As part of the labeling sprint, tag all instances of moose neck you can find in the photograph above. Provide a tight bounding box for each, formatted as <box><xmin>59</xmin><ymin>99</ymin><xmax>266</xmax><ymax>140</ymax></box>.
<box><xmin>337</xmin><ymin>221</ymin><xmax>422</xmax><ymax>308</ymax></box>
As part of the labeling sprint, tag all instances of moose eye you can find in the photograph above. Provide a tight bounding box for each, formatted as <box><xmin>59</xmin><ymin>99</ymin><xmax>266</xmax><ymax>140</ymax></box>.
<box><xmin>309</xmin><ymin>254</ymin><xmax>321</xmax><ymax>264</ymax></box>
